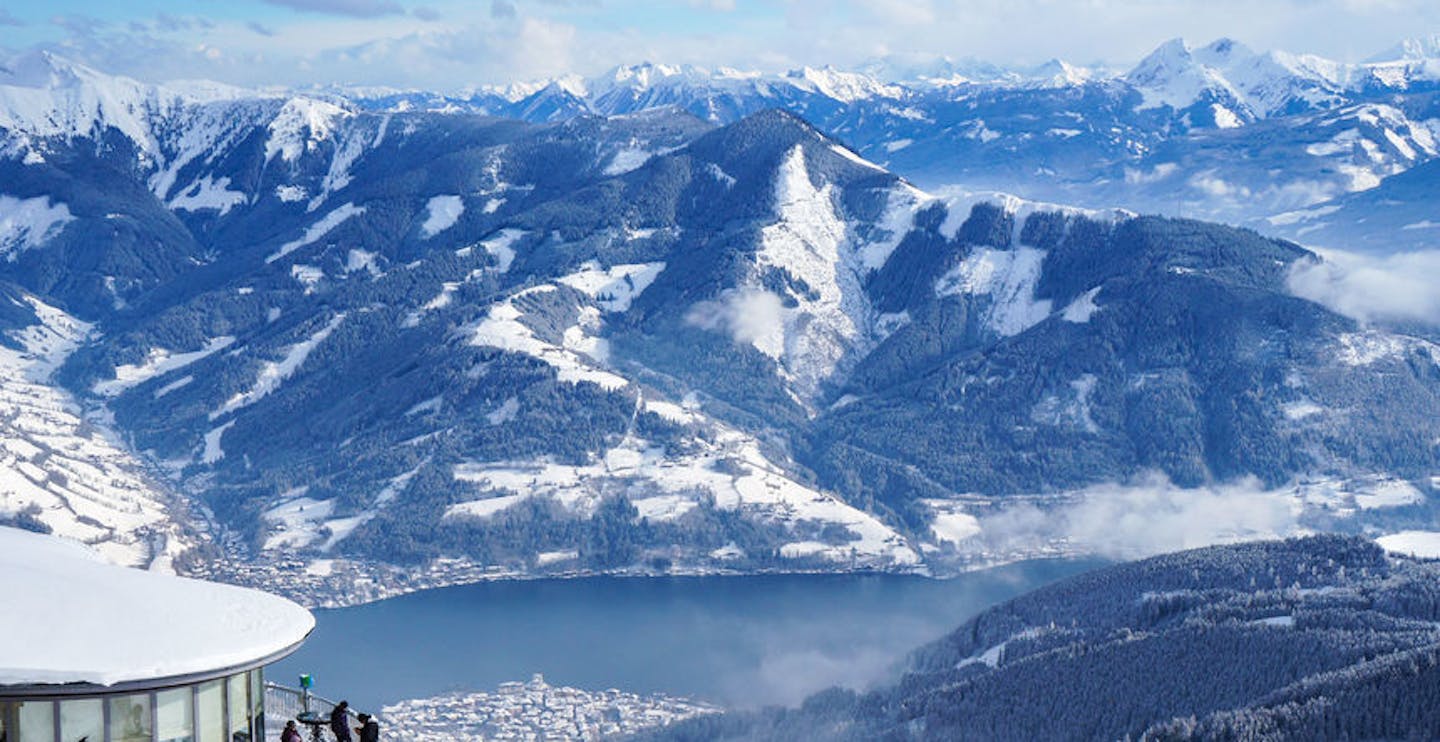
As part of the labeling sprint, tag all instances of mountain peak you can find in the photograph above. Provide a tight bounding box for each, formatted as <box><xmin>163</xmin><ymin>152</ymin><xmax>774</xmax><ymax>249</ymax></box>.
<box><xmin>0</xmin><ymin>50</ymin><xmax>108</xmax><ymax>90</ymax></box>
<box><xmin>1199</xmin><ymin>37</ymin><xmax>1252</xmax><ymax>59</ymax></box>
<box><xmin>1367</xmin><ymin>34</ymin><xmax>1440</xmax><ymax>62</ymax></box>
<box><xmin>1125</xmin><ymin>38</ymin><xmax>1208</xmax><ymax>103</ymax></box>
<box><xmin>784</xmin><ymin>66</ymin><xmax>899</xmax><ymax>102</ymax></box>
<box><xmin>1126</xmin><ymin>38</ymin><xmax>1198</xmax><ymax>86</ymax></box>
<box><xmin>599</xmin><ymin>61</ymin><xmax>687</xmax><ymax>89</ymax></box>
<box><xmin>1028</xmin><ymin>58</ymin><xmax>1093</xmax><ymax>87</ymax></box>
<box><xmin>1146</xmin><ymin>37</ymin><xmax>1194</xmax><ymax>63</ymax></box>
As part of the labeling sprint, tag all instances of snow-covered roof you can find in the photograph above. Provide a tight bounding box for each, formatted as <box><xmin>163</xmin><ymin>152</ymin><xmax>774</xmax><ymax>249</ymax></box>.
<box><xmin>0</xmin><ymin>526</ymin><xmax>315</xmax><ymax>688</ymax></box>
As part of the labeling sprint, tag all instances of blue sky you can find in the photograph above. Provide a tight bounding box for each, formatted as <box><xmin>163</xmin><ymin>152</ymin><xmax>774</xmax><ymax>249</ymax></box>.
<box><xmin>2</xmin><ymin>0</ymin><xmax>1437</xmax><ymax>90</ymax></box>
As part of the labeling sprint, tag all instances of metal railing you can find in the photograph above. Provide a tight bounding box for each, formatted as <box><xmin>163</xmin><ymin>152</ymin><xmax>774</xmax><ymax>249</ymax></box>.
<box><xmin>264</xmin><ymin>682</ymin><xmax>365</xmax><ymax>740</ymax></box>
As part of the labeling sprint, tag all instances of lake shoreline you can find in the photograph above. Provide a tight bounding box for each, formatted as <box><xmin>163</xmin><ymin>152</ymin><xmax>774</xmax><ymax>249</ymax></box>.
<box><xmin>197</xmin><ymin>541</ymin><xmax>1090</xmax><ymax>610</ymax></box>
<box><xmin>271</xmin><ymin>557</ymin><xmax>1104</xmax><ymax>712</ymax></box>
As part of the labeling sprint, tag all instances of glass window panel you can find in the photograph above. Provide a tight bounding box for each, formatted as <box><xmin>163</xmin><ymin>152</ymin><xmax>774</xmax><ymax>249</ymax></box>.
<box><xmin>59</xmin><ymin>698</ymin><xmax>103</xmax><ymax>742</ymax></box>
<box><xmin>249</xmin><ymin>671</ymin><xmax>264</xmax><ymax>740</ymax></box>
<box><xmin>156</xmin><ymin>688</ymin><xmax>193</xmax><ymax>742</ymax></box>
<box><xmin>227</xmin><ymin>674</ymin><xmax>249</xmax><ymax>741</ymax></box>
<box><xmin>250</xmin><ymin>670</ymin><xmax>263</xmax><ymax>716</ymax></box>
<box><xmin>197</xmin><ymin>680</ymin><xmax>224</xmax><ymax>742</ymax></box>
<box><xmin>0</xmin><ymin>701</ymin><xmax>11</xmax><ymax>742</ymax></box>
<box><xmin>109</xmin><ymin>694</ymin><xmax>151</xmax><ymax>742</ymax></box>
<box><xmin>18</xmin><ymin>701</ymin><xmax>53</xmax><ymax>742</ymax></box>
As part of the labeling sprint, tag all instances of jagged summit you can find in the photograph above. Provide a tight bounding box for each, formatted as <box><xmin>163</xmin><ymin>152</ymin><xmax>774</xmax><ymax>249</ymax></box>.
<box><xmin>1368</xmin><ymin>33</ymin><xmax>1440</xmax><ymax>62</ymax></box>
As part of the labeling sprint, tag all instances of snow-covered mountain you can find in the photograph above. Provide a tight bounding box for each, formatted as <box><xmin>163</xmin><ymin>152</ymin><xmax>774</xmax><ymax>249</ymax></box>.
<box><xmin>0</xmin><ymin>283</ymin><xmax>191</xmax><ymax>567</ymax></box>
<box><xmin>2</xmin><ymin>42</ymin><xmax>1439</xmax><ymax>589</ymax></box>
<box><xmin>311</xmin><ymin>36</ymin><xmax>1435</xmax><ymax>237</ymax></box>
<box><xmin>14</xmin><ymin>35</ymin><xmax>1429</xmax><ymax>238</ymax></box>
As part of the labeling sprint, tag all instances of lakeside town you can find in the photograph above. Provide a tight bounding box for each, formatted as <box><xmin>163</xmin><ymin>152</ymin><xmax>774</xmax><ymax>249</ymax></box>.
<box><xmin>379</xmin><ymin>674</ymin><xmax>719</xmax><ymax>741</ymax></box>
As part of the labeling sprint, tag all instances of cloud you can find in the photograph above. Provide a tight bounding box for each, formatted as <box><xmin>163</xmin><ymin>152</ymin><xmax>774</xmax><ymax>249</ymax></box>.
<box><xmin>686</xmin><ymin>288</ymin><xmax>786</xmax><ymax>353</ymax></box>
<box><xmin>1124</xmin><ymin>162</ymin><xmax>1179</xmax><ymax>185</ymax></box>
<box><xmin>153</xmin><ymin>14</ymin><xmax>214</xmax><ymax>32</ymax></box>
<box><xmin>1188</xmin><ymin>171</ymin><xmax>1250</xmax><ymax>199</ymax></box>
<box><xmin>1287</xmin><ymin>248</ymin><xmax>1440</xmax><ymax>326</ymax></box>
<box><xmin>972</xmin><ymin>473</ymin><xmax>1302</xmax><ymax>560</ymax></box>
<box><xmin>247</xmin><ymin>21</ymin><xmax>278</xmax><ymax>37</ymax></box>
<box><xmin>491</xmin><ymin>0</ymin><xmax>518</xmax><ymax>19</ymax></box>
<box><xmin>261</xmin><ymin>0</ymin><xmax>406</xmax><ymax>18</ymax></box>
<box><xmin>16</xmin><ymin>0</ymin><xmax>1440</xmax><ymax>91</ymax></box>
<box><xmin>0</xmin><ymin>9</ymin><xmax>24</xmax><ymax>27</ymax></box>
<box><xmin>854</xmin><ymin>0</ymin><xmax>937</xmax><ymax>26</ymax></box>
<box><xmin>50</xmin><ymin>14</ymin><xmax>108</xmax><ymax>37</ymax></box>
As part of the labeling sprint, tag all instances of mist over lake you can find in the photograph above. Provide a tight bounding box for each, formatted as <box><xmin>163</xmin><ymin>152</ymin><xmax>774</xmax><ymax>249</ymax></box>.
<box><xmin>273</xmin><ymin>559</ymin><xmax>1100</xmax><ymax>711</ymax></box>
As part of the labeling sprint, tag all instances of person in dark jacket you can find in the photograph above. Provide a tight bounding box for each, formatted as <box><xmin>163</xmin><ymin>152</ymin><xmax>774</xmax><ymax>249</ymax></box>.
<box><xmin>355</xmin><ymin>714</ymin><xmax>379</xmax><ymax>742</ymax></box>
<box><xmin>280</xmin><ymin>720</ymin><xmax>303</xmax><ymax>742</ymax></box>
<box><xmin>329</xmin><ymin>702</ymin><xmax>352</xmax><ymax>742</ymax></box>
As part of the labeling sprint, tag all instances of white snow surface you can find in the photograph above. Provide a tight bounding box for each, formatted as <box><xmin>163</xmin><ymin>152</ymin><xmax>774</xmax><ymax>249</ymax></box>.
<box><xmin>275</xmin><ymin>185</ymin><xmax>307</xmax><ymax>203</ymax></box>
<box><xmin>1353</xmin><ymin>479</ymin><xmax>1424</xmax><ymax>510</ymax></box>
<box><xmin>309</xmin><ymin>125</ymin><xmax>368</xmax><ymax>210</ymax></box>
<box><xmin>0</xmin><ymin>53</ymin><xmax>239</xmax><ymax>161</ymax></box>
<box><xmin>936</xmin><ymin>189</ymin><xmax>1130</xmax><ymax>244</ymax></box>
<box><xmin>486</xmin><ymin>397</ymin><xmax>521</xmax><ymax>426</ymax></box>
<box><xmin>420</xmin><ymin>195</ymin><xmax>464</xmax><ymax>238</ymax></box>
<box><xmin>748</xmin><ymin>145</ymin><xmax>870</xmax><ymax>400</ymax></box>
<box><xmin>167</xmin><ymin>176</ymin><xmax>246</xmax><ymax>216</ymax></box>
<box><xmin>1376</xmin><ymin>531</ymin><xmax>1440</xmax><ymax>558</ymax></box>
<box><xmin>935</xmin><ymin>246</ymin><xmax>1052</xmax><ymax>336</ymax></box>
<box><xmin>467</xmin><ymin>286</ymin><xmax>628</xmax><ymax>391</ymax></box>
<box><xmin>345</xmin><ymin>249</ymin><xmax>380</xmax><ymax>276</ymax></box>
<box><xmin>684</xmin><ymin>149</ymin><xmax>938</xmax><ymax>402</ymax></box>
<box><xmin>265</xmin><ymin>98</ymin><xmax>350</xmax><ymax>163</ymax></box>
<box><xmin>1335</xmin><ymin>332</ymin><xmax>1422</xmax><ymax>367</ymax></box>
<box><xmin>925</xmin><ymin>191</ymin><xmax>1127</xmax><ymax>340</ymax></box>
<box><xmin>446</xmin><ymin>421</ymin><xmax>920</xmax><ymax>568</ymax></box>
<box><xmin>603</xmin><ymin>147</ymin><xmax>657</xmax><ymax>175</ymax></box>
<box><xmin>0</xmin><ymin>526</ymin><xmax>313</xmax><ymax>687</ymax></box>
<box><xmin>1061</xmin><ymin>287</ymin><xmax>1102</xmax><ymax>323</ymax></box>
<box><xmin>401</xmin><ymin>282</ymin><xmax>459</xmax><ymax>328</ymax></box>
<box><xmin>261</xmin><ymin>494</ymin><xmax>365</xmax><ymax>552</ymax></box>
<box><xmin>0</xmin><ymin>195</ymin><xmax>73</xmax><ymax>258</ymax></box>
<box><xmin>479</xmin><ymin>229</ymin><xmax>526</xmax><ymax>272</ymax></box>
<box><xmin>266</xmin><ymin>203</ymin><xmax>364</xmax><ymax>264</ymax></box>
<box><xmin>786</xmin><ymin>66</ymin><xmax>903</xmax><ymax>103</ymax></box>
<box><xmin>1281</xmin><ymin>400</ymin><xmax>1324</xmax><ymax>420</ymax></box>
<box><xmin>0</xmin><ymin>296</ymin><xmax>184</xmax><ymax>567</ymax></box>
<box><xmin>556</xmin><ymin>261</ymin><xmax>666</xmax><ymax>312</ymax></box>
<box><xmin>290</xmin><ymin>265</ymin><xmax>324</xmax><ymax>292</ymax></box>
<box><xmin>210</xmin><ymin>314</ymin><xmax>346</xmax><ymax>420</ymax></box>
<box><xmin>92</xmin><ymin>336</ymin><xmax>235</xmax><ymax>397</ymax></box>
<box><xmin>201</xmin><ymin>421</ymin><xmax>235</xmax><ymax>464</ymax></box>
<box><xmin>924</xmin><ymin>500</ymin><xmax>982</xmax><ymax>546</ymax></box>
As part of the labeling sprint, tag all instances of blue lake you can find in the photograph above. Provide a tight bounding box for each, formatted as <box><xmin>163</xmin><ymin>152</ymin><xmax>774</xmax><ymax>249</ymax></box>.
<box><xmin>273</xmin><ymin>559</ymin><xmax>1099</xmax><ymax>712</ymax></box>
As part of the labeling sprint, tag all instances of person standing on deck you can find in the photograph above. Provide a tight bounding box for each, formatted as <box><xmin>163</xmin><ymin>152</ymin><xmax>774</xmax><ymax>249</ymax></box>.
<box><xmin>355</xmin><ymin>714</ymin><xmax>379</xmax><ymax>742</ymax></box>
<box><xmin>330</xmin><ymin>701</ymin><xmax>353</xmax><ymax>742</ymax></box>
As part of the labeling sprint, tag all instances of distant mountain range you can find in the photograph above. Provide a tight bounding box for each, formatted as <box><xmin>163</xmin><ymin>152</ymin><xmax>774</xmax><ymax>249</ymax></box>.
<box><xmin>0</xmin><ymin>41</ymin><xmax>1437</xmax><ymax>588</ymax></box>
<box><xmin>315</xmin><ymin>35</ymin><xmax>1440</xmax><ymax>248</ymax></box>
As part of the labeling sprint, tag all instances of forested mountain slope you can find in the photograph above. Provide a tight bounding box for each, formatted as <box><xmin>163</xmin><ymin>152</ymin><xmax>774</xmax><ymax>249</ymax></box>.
<box><xmin>645</xmin><ymin>536</ymin><xmax>1440</xmax><ymax>741</ymax></box>
<box><xmin>1</xmin><ymin>53</ymin><xmax>1438</xmax><ymax>590</ymax></box>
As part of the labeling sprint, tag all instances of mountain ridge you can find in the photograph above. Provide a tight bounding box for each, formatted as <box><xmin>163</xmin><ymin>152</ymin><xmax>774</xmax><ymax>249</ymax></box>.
<box><xmin>0</xmin><ymin>45</ymin><xmax>1437</xmax><ymax>601</ymax></box>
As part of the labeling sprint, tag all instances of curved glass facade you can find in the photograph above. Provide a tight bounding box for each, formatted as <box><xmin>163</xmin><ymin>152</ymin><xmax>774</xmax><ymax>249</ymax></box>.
<box><xmin>0</xmin><ymin>669</ymin><xmax>265</xmax><ymax>742</ymax></box>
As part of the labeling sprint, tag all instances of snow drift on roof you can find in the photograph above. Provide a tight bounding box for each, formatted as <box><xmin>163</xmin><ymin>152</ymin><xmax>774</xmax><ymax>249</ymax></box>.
<box><xmin>0</xmin><ymin>526</ymin><xmax>314</xmax><ymax>687</ymax></box>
